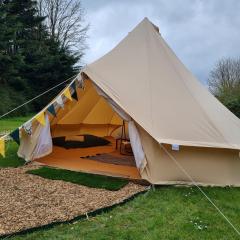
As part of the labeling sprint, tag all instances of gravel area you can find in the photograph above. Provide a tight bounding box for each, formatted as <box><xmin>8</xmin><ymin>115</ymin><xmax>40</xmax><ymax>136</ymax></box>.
<box><xmin>0</xmin><ymin>166</ymin><xmax>146</xmax><ymax>236</ymax></box>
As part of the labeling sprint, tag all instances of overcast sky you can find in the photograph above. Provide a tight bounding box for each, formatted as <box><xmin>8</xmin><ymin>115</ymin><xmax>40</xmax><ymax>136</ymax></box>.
<box><xmin>81</xmin><ymin>0</ymin><xmax>240</xmax><ymax>84</ymax></box>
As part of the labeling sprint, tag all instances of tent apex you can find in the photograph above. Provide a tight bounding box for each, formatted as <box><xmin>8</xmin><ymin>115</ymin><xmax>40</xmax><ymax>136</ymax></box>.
<box><xmin>141</xmin><ymin>17</ymin><xmax>160</xmax><ymax>33</ymax></box>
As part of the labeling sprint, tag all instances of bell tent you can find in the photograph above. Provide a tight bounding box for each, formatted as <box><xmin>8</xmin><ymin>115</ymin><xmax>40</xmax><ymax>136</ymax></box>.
<box><xmin>16</xmin><ymin>18</ymin><xmax>240</xmax><ymax>186</ymax></box>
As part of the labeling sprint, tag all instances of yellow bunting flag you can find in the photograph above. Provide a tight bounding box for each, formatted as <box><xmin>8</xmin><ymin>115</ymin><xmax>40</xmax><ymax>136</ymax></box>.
<box><xmin>63</xmin><ymin>87</ymin><xmax>72</xmax><ymax>101</ymax></box>
<box><xmin>35</xmin><ymin>112</ymin><xmax>46</xmax><ymax>126</ymax></box>
<box><xmin>0</xmin><ymin>138</ymin><xmax>5</xmax><ymax>158</ymax></box>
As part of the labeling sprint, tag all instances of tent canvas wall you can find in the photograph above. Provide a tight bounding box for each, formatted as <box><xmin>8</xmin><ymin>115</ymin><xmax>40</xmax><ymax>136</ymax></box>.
<box><xmin>18</xmin><ymin>18</ymin><xmax>240</xmax><ymax>186</ymax></box>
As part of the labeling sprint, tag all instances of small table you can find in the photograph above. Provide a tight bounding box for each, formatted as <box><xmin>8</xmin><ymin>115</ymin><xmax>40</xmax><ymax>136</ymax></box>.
<box><xmin>115</xmin><ymin>120</ymin><xmax>133</xmax><ymax>155</ymax></box>
<box><xmin>116</xmin><ymin>138</ymin><xmax>132</xmax><ymax>155</ymax></box>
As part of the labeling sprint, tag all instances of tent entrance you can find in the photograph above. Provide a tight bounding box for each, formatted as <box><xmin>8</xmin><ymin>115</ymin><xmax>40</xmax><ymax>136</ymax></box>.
<box><xmin>35</xmin><ymin>80</ymin><xmax>141</xmax><ymax>179</ymax></box>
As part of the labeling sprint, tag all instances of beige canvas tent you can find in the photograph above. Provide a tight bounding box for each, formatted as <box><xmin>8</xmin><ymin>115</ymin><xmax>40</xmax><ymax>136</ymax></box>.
<box><xmin>18</xmin><ymin>18</ymin><xmax>240</xmax><ymax>186</ymax></box>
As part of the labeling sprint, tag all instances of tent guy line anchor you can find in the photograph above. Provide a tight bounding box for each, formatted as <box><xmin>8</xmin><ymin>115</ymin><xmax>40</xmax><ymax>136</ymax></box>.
<box><xmin>159</xmin><ymin>143</ymin><xmax>240</xmax><ymax>237</ymax></box>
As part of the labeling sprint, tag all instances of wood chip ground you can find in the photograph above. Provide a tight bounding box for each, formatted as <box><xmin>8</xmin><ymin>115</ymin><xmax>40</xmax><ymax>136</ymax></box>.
<box><xmin>0</xmin><ymin>166</ymin><xmax>146</xmax><ymax>236</ymax></box>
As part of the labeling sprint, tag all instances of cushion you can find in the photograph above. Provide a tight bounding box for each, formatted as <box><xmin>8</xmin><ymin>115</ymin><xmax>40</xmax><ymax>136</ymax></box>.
<box><xmin>65</xmin><ymin>135</ymin><xmax>84</xmax><ymax>142</ymax></box>
<box><xmin>52</xmin><ymin>135</ymin><xmax>111</xmax><ymax>149</ymax></box>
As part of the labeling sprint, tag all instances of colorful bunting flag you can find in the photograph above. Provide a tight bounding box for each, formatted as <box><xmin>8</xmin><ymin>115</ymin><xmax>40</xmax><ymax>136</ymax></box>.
<box><xmin>79</xmin><ymin>79</ymin><xmax>85</xmax><ymax>89</ymax></box>
<box><xmin>72</xmin><ymin>90</ymin><xmax>78</xmax><ymax>101</ymax></box>
<box><xmin>63</xmin><ymin>87</ymin><xmax>72</xmax><ymax>101</ymax></box>
<box><xmin>56</xmin><ymin>95</ymin><xmax>64</xmax><ymax>108</ymax></box>
<box><xmin>70</xmin><ymin>81</ymin><xmax>78</xmax><ymax>101</ymax></box>
<box><xmin>70</xmin><ymin>81</ymin><xmax>76</xmax><ymax>92</ymax></box>
<box><xmin>23</xmin><ymin>121</ymin><xmax>32</xmax><ymax>136</ymax></box>
<box><xmin>35</xmin><ymin>112</ymin><xmax>46</xmax><ymax>126</ymax></box>
<box><xmin>0</xmin><ymin>138</ymin><xmax>5</xmax><ymax>158</ymax></box>
<box><xmin>76</xmin><ymin>75</ymin><xmax>81</xmax><ymax>83</ymax></box>
<box><xmin>47</xmin><ymin>104</ymin><xmax>57</xmax><ymax>117</ymax></box>
<box><xmin>10</xmin><ymin>128</ymin><xmax>20</xmax><ymax>145</ymax></box>
<box><xmin>76</xmin><ymin>75</ymin><xmax>84</xmax><ymax>89</ymax></box>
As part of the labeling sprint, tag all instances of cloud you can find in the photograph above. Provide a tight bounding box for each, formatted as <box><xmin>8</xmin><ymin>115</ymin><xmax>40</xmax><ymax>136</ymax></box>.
<box><xmin>82</xmin><ymin>0</ymin><xmax>240</xmax><ymax>84</ymax></box>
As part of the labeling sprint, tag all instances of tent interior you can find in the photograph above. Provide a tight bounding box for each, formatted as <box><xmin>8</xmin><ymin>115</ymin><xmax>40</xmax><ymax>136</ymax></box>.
<box><xmin>35</xmin><ymin>79</ymin><xmax>141</xmax><ymax>179</ymax></box>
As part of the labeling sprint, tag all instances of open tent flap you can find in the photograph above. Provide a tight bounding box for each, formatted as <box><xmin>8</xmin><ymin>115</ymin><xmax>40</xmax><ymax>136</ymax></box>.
<box><xmin>93</xmin><ymin>81</ymin><xmax>147</xmax><ymax>171</ymax></box>
<box><xmin>18</xmin><ymin>115</ymin><xmax>52</xmax><ymax>161</ymax></box>
<box><xmin>128</xmin><ymin>121</ymin><xmax>147</xmax><ymax>170</ymax></box>
<box><xmin>18</xmin><ymin>121</ymin><xmax>42</xmax><ymax>162</ymax></box>
<box><xmin>32</xmin><ymin>115</ymin><xmax>52</xmax><ymax>159</ymax></box>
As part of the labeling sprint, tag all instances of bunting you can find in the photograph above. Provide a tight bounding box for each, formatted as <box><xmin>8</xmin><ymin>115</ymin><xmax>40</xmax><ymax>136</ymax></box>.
<box><xmin>0</xmin><ymin>138</ymin><xmax>5</xmax><ymax>158</ymax></box>
<box><xmin>63</xmin><ymin>87</ymin><xmax>72</xmax><ymax>101</ymax></box>
<box><xmin>47</xmin><ymin>104</ymin><xmax>57</xmax><ymax>117</ymax></box>
<box><xmin>76</xmin><ymin>75</ymin><xmax>81</xmax><ymax>83</ymax></box>
<box><xmin>56</xmin><ymin>95</ymin><xmax>64</xmax><ymax>108</ymax></box>
<box><xmin>76</xmin><ymin>75</ymin><xmax>84</xmax><ymax>89</ymax></box>
<box><xmin>35</xmin><ymin>112</ymin><xmax>46</xmax><ymax>126</ymax></box>
<box><xmin>10</xmin><ymin>128</ymin><xmax>20</xmax><ymax>145</ymax></box>
<box><xmin>70</xmin><ymin>81</ymin><xmax>78</xmax><ymax>101</ymax></box>
<box><xmin>79</xmin><ymin>78</ymin><xmax>85</xmax><ymax>89</ymax></box>
<box><xmin>23</xmin><ymin>121</ymin><xmax>32</xmax><ymax>136</ymax></box>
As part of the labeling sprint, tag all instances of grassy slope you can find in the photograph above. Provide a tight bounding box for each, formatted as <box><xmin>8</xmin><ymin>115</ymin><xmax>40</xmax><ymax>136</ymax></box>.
<box><xmin>10</xmin><ymin>186</ymin><xmax>240</xmax><ymax>240</ymax></box>
<box><xmin>27</xmin><ymin>167</ymin><xmax>129</xmax><ymax>191</ymax></box>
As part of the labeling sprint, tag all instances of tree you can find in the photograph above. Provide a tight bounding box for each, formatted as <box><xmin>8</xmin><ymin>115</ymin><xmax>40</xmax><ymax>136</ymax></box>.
<box><xmin>0</xmin><ymin>0</ymin><xmax>45</xmax><ymax>115</ymax></box>
<box><xmin>14</xmin><ymin>0</ymin><xmax>80</xmax><ymax>111</ymax></box>
<box><xmin>0</xmin><ymin>1</ymin><xmax>24</xmax><ymax>88</ymax></box>
<box><xmin>0</xmin><ymin>0</ymin><xmax>82</xmax><ymax>116</ymax></box>
<box><xmin>24</xmin><ymin>36</ymin><xmax>79</xmax><ymax>111</ymax></box>
<box><xmin>208</xmin><ymin>57</ymin><xmax>240</xmax><ymax>118</ymax></box>
<box><xmin>37</xmin><ymin>0</ymin><xmax>88</xmax><ymax>54</ymax></box>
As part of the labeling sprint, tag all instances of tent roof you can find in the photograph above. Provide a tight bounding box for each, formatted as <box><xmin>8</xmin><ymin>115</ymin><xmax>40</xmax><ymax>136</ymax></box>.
<box><xmin>82</xmin><ymin>17</ymin><xmax>240</xmax><ymax>150</ymax></box>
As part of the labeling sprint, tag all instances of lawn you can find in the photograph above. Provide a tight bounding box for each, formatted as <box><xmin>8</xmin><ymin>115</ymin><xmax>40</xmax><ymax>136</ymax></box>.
<box><xmin>1</xmin><ymin>116</ymin><xmax>240</xmax><ymax>239</ymax></box>
<box><xmin>8</xmin><ymin>186</ymin><xmax>240</xmax><ymax>240</ymax></box>
<box><xmin>0</xmin><ymin>115</ymin><xmax>30</xmax><ymax>167</ymax></box>
<box><xmin>0</xmin><ymin>141</ymin><xmax>25</xmax><ymax>167</ymax></box>
<box><xmin>27</xmin><ymin>167</ymin><xmax>129</xmax><ymax>191</ymax></box>
<box><xmin>0</xmin><ymin>115</ymin><xmax>32</xmax><ymax>132</ymax></box>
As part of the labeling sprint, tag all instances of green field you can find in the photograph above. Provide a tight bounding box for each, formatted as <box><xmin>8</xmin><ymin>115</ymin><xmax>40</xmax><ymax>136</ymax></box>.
<box><xmin>0</xmin><ymin>115</ymin><xmax>32</xmax><ymax>132</ymax></box>
<box><xmin>1</xmin><ymin>117</ymin><xmax>240</xmax><ymax>239</ymax></box>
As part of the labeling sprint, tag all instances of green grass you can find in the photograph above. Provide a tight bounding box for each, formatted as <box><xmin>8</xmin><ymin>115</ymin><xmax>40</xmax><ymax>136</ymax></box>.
<box><xmin>27</xmin><ymin>167</ymin><xmax>129</xmax><ymax>191</ymax></box>
<box><xmin>0</xmin><ymin>141</ymin><xmax>25</xmax><ymax>167</ymax></box>
<box><xmin>9</xmin><ymin>186</ymin><xmax>240</xmax><ymax>240</ymax></box>
<box><xmin>0</xmin><ymin>115</ymin><xmax>33</xmax><ymax>132</ymax></box>
<box><xmin>0</xmin><ymin>115</ymin><xmax>30</xmax><ymax>167</ymax></box>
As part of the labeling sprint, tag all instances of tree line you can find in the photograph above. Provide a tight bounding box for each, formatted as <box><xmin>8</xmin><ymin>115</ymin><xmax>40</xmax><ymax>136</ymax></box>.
<box><xmin>209</xmin><ymin>57</ymin><xmax>240</xmax><ymax>118</ymax></box>
<box><xmin>0</xmin><ymin>1</ymin><xmax>239</xmax><ymax>120</ymax></box>
<box><xmin>0</xmin><ymin>0</ymin><xmax>87</xmax><ymax>116</ymax></box>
